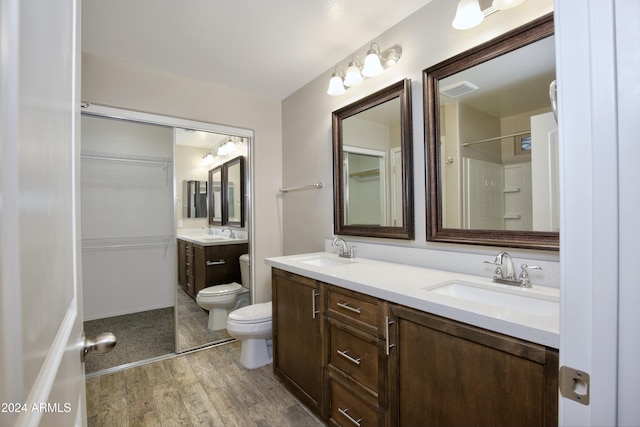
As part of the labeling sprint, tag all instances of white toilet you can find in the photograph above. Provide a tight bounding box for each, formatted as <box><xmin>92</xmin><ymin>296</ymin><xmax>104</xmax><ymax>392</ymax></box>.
<box><xmin>196</xmin><ymin>254</ymin><xmax>250</xmax><ymax>331</ymax></box>
<box><xmin>226</xmin><ymin>301</ymin><xmax>273</xmax><ymax>369</ymax></box>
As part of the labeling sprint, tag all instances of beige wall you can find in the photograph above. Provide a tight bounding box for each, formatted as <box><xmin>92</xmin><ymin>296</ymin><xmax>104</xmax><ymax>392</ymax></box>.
<box><xmin>82</xmin><ymin>53</ymin><xmax>282</xmax><ymax>303</ymax></box>
<box><xmin>281</xmin><ymin>0</ymin><xmax>554</xmax><ymax>256</ymax></box>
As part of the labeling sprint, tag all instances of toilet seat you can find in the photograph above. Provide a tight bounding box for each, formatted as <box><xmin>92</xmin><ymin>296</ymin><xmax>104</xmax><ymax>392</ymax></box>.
<box><xmin>198</xmin><ymin>282</ymin><xmax>243</xmax><ymax>297</ymax></box>
<box><xmin>228</xmin><ymin>302</ymin><xmax>271</xmax><ymax>324</ymax></box>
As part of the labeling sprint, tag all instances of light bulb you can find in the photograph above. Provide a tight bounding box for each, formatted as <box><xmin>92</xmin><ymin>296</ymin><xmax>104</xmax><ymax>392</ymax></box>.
<box><xmin>327</xmin><ymin>72</ymin><xmax>346</xmax><ymax>95</ymax></box>
<box><xmin>362</xmin><ymin>50</ymin><xmax>383</xmax><ymax>77</ymax></box>
<box><xmin>344</xmin><ymin>62</ymin><xmax>363</xmax><ymax>87</ymax></box>
<box><xmin>452</xmin><ymin>0</ymin><xmax>484</xmax><ymax>30</ymax></box>
<box><xmin>492</xmin><ymin>0</ymin><xmax>525</xmax><ymax>10</ymax></box>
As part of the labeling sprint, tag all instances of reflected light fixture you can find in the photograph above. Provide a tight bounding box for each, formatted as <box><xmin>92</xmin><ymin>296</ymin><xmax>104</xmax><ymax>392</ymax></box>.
<box><xmin>202</xmin><ymin>151</ymin><xmax>215</xmax><ymax>165</ymax></box>
<box><xmin>327</xmin><ymin>43</ymin><xmax>402</xmax><ymax>96</ymax></box>
<box><xmin>217</xmin><ymin>137</ymin><xmax>236</xmax><ymax>156</ymax></box>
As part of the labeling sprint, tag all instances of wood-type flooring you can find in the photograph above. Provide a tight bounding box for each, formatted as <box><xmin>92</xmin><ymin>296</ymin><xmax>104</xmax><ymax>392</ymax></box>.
<box><xmin>86</xmin><ymin>340</ymin><xmax>324</xmax><ymax>426</ymax></box>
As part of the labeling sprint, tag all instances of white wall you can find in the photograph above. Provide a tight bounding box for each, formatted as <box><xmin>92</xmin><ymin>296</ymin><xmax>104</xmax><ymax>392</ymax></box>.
<box><xmin>82</xmin><ymin>54</ymin><xmax>282</xmax><ymax>303</ymax></box>
<box><xmin>281</xmin><ymin>0</ymin><xmax>558</xmax><ymax>281</ymax></box>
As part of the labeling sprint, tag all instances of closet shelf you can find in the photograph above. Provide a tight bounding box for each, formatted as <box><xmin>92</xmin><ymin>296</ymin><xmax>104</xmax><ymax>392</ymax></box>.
<box><xmin>504</xmin><ymin>187</ymin><xmax>521</xmax><ymax>193</ymax></box>
<box><xmin>82</xmin><ymin>235</ymin><xmax>174</xmax><ymax>250</ymax></box>
<box><xmin>81</xmin><ymin>151</ymin><xmax>173</xmax><ymax>166</ymax></box>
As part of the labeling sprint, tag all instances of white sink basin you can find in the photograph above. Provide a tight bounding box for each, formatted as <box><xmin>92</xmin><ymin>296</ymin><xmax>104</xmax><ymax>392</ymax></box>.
<box><xmin>291</xmin><ymin>254</ymin><xmax>358</xmax><ymax>268</ymax></box>
<box><xmin>423</xmin><ymin>280</ymin><xmax>559</xmax><ymax>317</ymax></box>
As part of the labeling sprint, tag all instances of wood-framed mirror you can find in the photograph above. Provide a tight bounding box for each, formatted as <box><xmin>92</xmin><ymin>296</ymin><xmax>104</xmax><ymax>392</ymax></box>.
<box><xmin>424</xmin><ymin>13</ymin><xmax>558</xmax><ymax>250</ymax></box>
<box><xmin>208</xmin><ymin>165</ymin><xmax>223</xmax><ymax>225</ymax></box>
<box><xmin>208</xmin><ymin>155</ymin><xmax>245</xmax><ymax>227</ymax></box>
<box><xmin>223</xmin><ymin>155</ymin><xmax>245</xmax><ymax>227</ymax></box>
<box><xmin>333</xmin><ymin>79</ymin><xmax>414</xmax><ymax>240</ymax></box>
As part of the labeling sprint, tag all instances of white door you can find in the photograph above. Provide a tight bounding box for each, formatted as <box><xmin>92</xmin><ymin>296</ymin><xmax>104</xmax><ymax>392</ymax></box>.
<box><xmin>556</xmin><ymin>0</ymin><xmax>640</xmax><ymax>425</ymax></box>
<box><xmin>0</xmin><ymin>0</ymin><xmax>87</xmax><ymax>426</ymax></box>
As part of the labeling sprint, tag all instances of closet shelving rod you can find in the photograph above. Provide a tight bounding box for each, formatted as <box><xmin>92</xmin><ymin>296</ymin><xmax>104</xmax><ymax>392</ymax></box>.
<box><xmin>82</xmin><ymin>235</ymin><xmax>174</xmax><ymax>250</ymax></box>
<box><xmin>279</xmin><ymin>182</ymin><xmax>323</xmax><ymax>193</ymax></box>
<box><xmin>462</xmin><ymin>130</ymin><xmax>530</xmax><ymax>147</ymax></box>
<box><xmin>81</xmin><ymin>151</ymin><xmax>173</xmax><ymax>166</ymax></box>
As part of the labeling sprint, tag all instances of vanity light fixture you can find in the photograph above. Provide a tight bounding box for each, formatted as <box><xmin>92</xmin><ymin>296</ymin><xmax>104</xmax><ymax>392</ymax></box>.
<box><xmin>327</xmin><ymin>69</ymin><xmax>346</xmax><ymax>95</ymax></box>
<box><xmin>344</xmin><ymin>56</ymin><xmax>364</xmax><ymax>87</ymax></box>
<box><xmin>202</xmin><ymin>151</ymin><xmax>215</xmax><ymax>165</ymax></box>
<box><xmin>217</xmin><ymin>137</ymin><xmax>236</xmax><ymax>156</ymax></box>
<box><xmin>326</xmin><ymin>43</ymin><xmax>402</xmax><ymax>96</ymax></box>
<box><xmin>492</xmin><ymin>0</ymin><xmax>525</xmax><ymax>10</ymax></box>
<box><xmin>452</xmin><ymin>0</ymin><xmax>526</xmax><ymax>30</ymax></box>
<box><xmin>452</xmin><ymin>0</ymin><xmax>484</xmax><ymax>30</ymax></box>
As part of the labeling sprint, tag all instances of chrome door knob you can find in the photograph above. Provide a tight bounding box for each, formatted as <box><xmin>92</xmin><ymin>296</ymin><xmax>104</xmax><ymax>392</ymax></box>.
<box><xmin>82</xmin><ymin>332</ymin><xmax>117</xmax><ymax>362</ymax></box>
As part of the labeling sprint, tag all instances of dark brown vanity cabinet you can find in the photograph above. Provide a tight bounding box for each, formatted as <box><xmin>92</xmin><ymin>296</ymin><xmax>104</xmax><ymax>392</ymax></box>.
<box><xmin>271</xmin><ymin>269</ymin><xmax>559</xmax><ymax>427</ymax></box>
<box><xmin>272</xmin><ymin>268</ymin><xmax>325</xmax><ymax>417</ymax></box>
<box><xmin>326</xmin><ymin>285</ymin><xmax>389</xmax><ymax>427</ymax></box>
<box><xmin>177</xmin><ymin>239</ymin><xmax>248</xmax><ymax>300</ymax></box>
<box><xmin>387</xmin><ymin>304</ymin><xmax>559</xmax><ymax>427</ymax></box>
<box><xmin>177</xmin><ymin>239</ymin><xmax>195</xmax><ymax>298</ymax></box>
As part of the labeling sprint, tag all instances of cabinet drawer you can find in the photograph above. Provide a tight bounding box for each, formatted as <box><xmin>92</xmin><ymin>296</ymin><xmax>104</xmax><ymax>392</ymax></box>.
<box><xmin>329</xmin><ymin>324</ymin><xmax>378</xmax><ymax>393</ymax></box>
<box><xmin>328</xmin><ymin>287</ymin><xmax>378</xmax><ymax>330</ymax></box>
<box><xmin>330</xmin><ymin>379</ymin><xmax>380</xmax><ymax>427</ymax></box>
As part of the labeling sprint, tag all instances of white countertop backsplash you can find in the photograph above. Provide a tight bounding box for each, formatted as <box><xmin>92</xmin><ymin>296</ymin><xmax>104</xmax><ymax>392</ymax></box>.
<box><xmin>266</xmin><ymin>242</ymin><xmax>560</xmax><ymax>349</ymax></box>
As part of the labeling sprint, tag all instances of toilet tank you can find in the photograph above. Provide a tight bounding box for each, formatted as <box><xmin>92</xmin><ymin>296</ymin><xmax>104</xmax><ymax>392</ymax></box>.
<box><xmin>239</xmin><ymin>254</ymin><xmax>250</xmax><ymax>288</ymax></box>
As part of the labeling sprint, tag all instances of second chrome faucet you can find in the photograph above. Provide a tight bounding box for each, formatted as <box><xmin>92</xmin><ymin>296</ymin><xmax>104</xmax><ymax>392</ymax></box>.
<box><xmin>332</xmin><ymin>237</ymin><xmax>356</xmax><ymax>259</ymax></box>
<box><xmin>483</xmin><ymin>251</ymin><xmax>542</xmax><ymax>288</ymax></box>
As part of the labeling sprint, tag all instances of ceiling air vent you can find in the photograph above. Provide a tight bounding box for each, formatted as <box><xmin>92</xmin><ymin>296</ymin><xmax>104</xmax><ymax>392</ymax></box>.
<box><xmin>440</xmin><ymin>81</ymin><xmax>479</xmax><ymax>98</ymax></box>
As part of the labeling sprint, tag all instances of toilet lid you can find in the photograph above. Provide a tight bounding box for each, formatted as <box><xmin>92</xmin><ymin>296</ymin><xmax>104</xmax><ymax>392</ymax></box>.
<box><xmin>198</xmin><ymin>282</ymin><xmax>243</xmax><ymax>296</ymax></box>
<box><xmin>228</xmin><ymin>302</ymin><xmax>272</xmax><ymax>323</ymax></box>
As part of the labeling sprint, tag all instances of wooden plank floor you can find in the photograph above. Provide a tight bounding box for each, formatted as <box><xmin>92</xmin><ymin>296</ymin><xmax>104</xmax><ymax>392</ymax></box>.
<box><xmin>86</xmin><ymin>341</ymin><xmax>324</xmax><ymax>426</ymax></box>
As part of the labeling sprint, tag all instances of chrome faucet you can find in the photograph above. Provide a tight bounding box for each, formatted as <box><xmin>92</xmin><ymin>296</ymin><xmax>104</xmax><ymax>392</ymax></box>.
<box><xmin>221</xmin><ymin>227</ymin><xmax>236</xmax><ymax>239</ymax></box>
<box><xmin>483</xmin><ymin>251</ymin><xmax>542</xmax><ymax>288</ymax></box>
<box><xmin>332</xmin><ymin>237</ymin><xmax>355</xmax><ymax>259</ymax></box>
<box><xmin>202</xmin><ymin>225</ymin><xmax>214</xmax><ymax>235</ymax></box>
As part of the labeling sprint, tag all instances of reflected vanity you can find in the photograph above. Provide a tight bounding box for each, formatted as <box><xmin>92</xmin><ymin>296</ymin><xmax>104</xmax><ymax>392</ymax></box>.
<box><xmin>424</xmin><ymin>13</ymin><xmax>558</xmax><ymax>250</ymax></box>
<box><xmin>332</xmin><ymin>79</ymin><xmax>414</xmax><ymax>239</ymax></box>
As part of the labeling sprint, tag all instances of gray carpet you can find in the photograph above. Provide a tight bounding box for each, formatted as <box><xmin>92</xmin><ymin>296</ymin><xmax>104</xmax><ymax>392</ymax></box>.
<box><xmin>84</xmin><ymin>307</ymin><xmax>175</xmax><ymax>374</ymax></box>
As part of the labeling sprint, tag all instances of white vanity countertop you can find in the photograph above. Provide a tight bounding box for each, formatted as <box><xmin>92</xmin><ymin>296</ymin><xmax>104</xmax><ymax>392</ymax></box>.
<box><xmin>265</xmin><ymin>252</ymin><xmax>560</xmax><ymax>349</ymax></box>
<box><xmin>177</xmin><ymin>234</ymin><xmax>248</xmax><ymax>246</ymax></box>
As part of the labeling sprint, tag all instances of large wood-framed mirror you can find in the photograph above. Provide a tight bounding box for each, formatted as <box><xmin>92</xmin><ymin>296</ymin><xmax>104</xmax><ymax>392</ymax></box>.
<box><xmin>333</xmin><ymin>79</ymin><xmax>414</xmax><ymax>240</ymax></box>
<box><xmin>208</xmin><ymin>156</ymin><xmax>245</xmax><ymax>227</ymax></box>
<box><xmin>424</xmin><ymin>13</ymin><xmax>558</xmax><ymax>250</ymax></box>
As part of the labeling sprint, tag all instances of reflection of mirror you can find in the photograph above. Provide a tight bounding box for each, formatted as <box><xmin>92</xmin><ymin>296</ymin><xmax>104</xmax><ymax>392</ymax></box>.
<box><xmin>224</xmin><ymin>156</ymin><xmax>245</xmax><ymax>227</ymax></box>
<box><xmin>175</xmin><ymin>128</ymin><xmax>250</xmax><ymax>354</ymax></box>
<box><xmin>424</xmin><ymin>14</ymin><xmax>558</xmax><ymax>250</ymax></box>
<box><xmin>208</xmin><ymin>156</ymin><xmax>245</xmax><ymax>227</ymax></box>
<box><xmin>333</xmin><ymin>79</ymin><xmax>414</xmax><ymax>239</ymax></box>
<box><xmin>183</xmin><ymin>180</ymin><xmax>207</xmax><ymax>218</ymax></box>
<box><xmin>208</xmin><ymin>166</ymin><xmax>223</xmax><ymax>225</ymax></box>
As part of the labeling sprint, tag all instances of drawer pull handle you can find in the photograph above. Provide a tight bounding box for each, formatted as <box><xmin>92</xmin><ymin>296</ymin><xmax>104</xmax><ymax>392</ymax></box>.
<box><xmin>337</xmin><ymin>349</ymin><xmax>361</xmax><ymax>365</ymax></box>
<box><xmin>312</xmin><ymin>290</ymin><xmax>320</xmax><ymax>319</ymax></box>
<box><xmin>338</xmin><ymin>408</ymin><xmax>362</xmax><ymax>427</ymax></box>
<box><xmin>385</xmin><ymin>316</ymin><xmax>395</xmax><ymax>356</ymax></box>
<box><xmin>206</xmin><ymin>259</ymin><xmax>226</xmax><ymax>266</ymax></box>
<box><xmin>337</xmin><ymin>302</ymin><xmax>361</xmax><ymax>314</ymax></box>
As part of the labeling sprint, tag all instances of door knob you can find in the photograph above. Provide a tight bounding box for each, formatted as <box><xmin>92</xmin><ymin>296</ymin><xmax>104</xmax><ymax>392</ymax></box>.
<box><xmin>82</xmin><ymin>332</ymin><xmax>117</xmax><ymax>362</ymax></box>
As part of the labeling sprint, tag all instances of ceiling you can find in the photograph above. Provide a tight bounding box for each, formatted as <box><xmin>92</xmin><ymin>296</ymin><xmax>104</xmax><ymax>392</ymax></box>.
<box><xmin>82</xmin><ymin>0</ymin><xmax>433</xmax><ymax>100</ymax></box>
